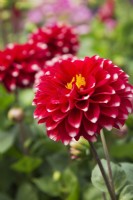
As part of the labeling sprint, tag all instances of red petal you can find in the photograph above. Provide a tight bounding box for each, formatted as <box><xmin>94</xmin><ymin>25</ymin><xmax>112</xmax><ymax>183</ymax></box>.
<box><xmin>75</xmin><ymin>100</ymin><xmax>89</xmax><ymax>111</ymax></box>
<box><xmin>52</xmin><ymin>110</ymin><xmax>67</xmax><ymax>122</ymax></box>
<box><xmin>99</xmin><ymin>116</ymin><xmax>114</xmax><ymax>131</ymax></box>
<box><xmin>121</xmin><ymin>99</ymin><xmax>133</xmax><ymax>113</ymax></box>
<box><xmin>91</xmin><ymin>94</ymin><xmax>111</xmax><ymax>103</ymax></box>
<box><xmin>61</xmin><ymin>102</ymin><xmax>72</xmax><ymax>113</ymax></box>
<box><xmin>65</xmin><ymin>120</ymin><xmax>79</xmax><ymax>137</ymax></box>
<box><xmin>95</xmin><ymin>70</ymin><xmax>111</xmax><ymax>87</ymax></box>
<box><xmin>45</xmin><ymin>118</ymin><xmax>59</xmax><ymax>131</ymax></box>
<box><xmin>114</xmin><ymin>119</ymin><xmax>125</xmax><ymax>129</ymax></box>
<box><xmin>101</xmin><ymin>107</ymin><xmax>118</xmax><ymax>118</ymax></box>
<box><xmin>107</xmin><ymin>95</ymin><xmax>121</xmax><ymax>107</ymax></box>
<box><xmin>85</xmin><ymin>104</ymin><xmax>100</xmax><ymax>123</ymax></box>
<box><xmin>83</xmin><ymin>119</ymin><xmax>97</xmax><ymax>136</ymax></box>
<box><xmin>68</xmin><ymin>108</ymin><xmax>82</xmax><ymax>128</ymax></box>
<box><xmin>34</xmin><ymin>105</ymin><xmax>48</xmax><ymax>119</ymax></box>
<box><xmin>46</xmin><ymin>104</ymin><xmax>59</xmax><ymax>112</ymax></box>
<box><xmin>111</xmin><ymin>79</ymin><xmax>125</xmax><ymax>91</ymax></box>
<box><xmin>94</xmin><ymin>85</ymin><xmax>115</xmax><ymax>95</ymax></box>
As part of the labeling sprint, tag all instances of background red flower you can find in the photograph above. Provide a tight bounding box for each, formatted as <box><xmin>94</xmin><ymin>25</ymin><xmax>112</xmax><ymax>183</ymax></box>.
<box><xmin>29</xmin><ymin>23</ymin><xmax>79</xmax><ymax>59</ymax></box>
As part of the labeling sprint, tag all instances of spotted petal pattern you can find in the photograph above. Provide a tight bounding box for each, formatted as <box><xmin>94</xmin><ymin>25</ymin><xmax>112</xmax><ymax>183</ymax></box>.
<box><xmin>29</xmin><ymin>23</ymin><xmax>79</xmax><ymax>59</ymax></box>
<box><xmin>0</xmin><ymin>43</ymin><xmax>47</xmax><ymax>91</ymax></box>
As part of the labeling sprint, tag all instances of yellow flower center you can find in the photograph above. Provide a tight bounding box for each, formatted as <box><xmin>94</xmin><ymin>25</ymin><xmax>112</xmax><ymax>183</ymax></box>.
<box><xmin>66</xmin><ymin>74</ymin><xmax>86</xmax><ymax>90</ymax></box>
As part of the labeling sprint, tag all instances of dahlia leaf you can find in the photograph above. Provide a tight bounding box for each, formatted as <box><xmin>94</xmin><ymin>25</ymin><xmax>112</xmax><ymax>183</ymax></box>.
<box><xmin>120</xmin><ymin>163</ymin><xmax>133</xmax><ymax>184</ymax></box>
<box><xmin>91</xmin><ymin>159</ymin><xmax>127</xmax><ymax>194</ymax></box>
<box><xmin>119</xmin><ymin>185</ymin><xmax>133</xmax><ymax>200</ymax></box>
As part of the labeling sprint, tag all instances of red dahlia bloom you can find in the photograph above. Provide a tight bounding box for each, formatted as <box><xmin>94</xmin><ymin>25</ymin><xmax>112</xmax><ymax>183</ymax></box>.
<box><xmin>29</xmin><ymin>23</ymin><xmax>79</xmax><ymax>59</ymax></box>
<box><xmin>0</xmin><ymin>42</ymin><xmax>48</xmax><ymax>91</ymax></box>
<box><xmin>33</xmin><ymin>56</ymin><xmax>133</xmax><ymax>145</ymax></box>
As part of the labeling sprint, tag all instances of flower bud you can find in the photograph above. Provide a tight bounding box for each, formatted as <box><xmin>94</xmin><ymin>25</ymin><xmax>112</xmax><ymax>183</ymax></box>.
<box><xmin>70</xmin><ymin>137</ymin><xmax>89</xmax><ymax>160</ymax></box>
<box><xmin>8</xmin><ymin>107</ymin><xmax>24</xmax><ymax>122</ymax></box>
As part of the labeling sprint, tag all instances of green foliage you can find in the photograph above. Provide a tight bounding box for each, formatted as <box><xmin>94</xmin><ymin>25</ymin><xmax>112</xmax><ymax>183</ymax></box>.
<box><xmin>33</xmin><ymin>176</ymin><xmax>61</xmax><ymax>197</ymax></box>
<box><xmin>11</xmin><ymin>156</ymin><xmax>42</xmax><ymax>173</ymax></box>
<box><xmin>16</xmin><ymin>183</ymin><xmax>38</xmax><ymax>200</ymax></box>
<box><xmin>83</xmin><ymin>185</ymin><xmax>103</xmax><ymax>200</ymax></box>
<box><xmin>120</xmin><ymin>163</ymin><xmax>133</xmax><ymax>184</ymax></box>
<box><xmin>91</xmin><ymin>159</ymin><xmax>127</xmax><ymax>194</ymax></box>
<box><xmin>119</xmin><ymin>185</ymin><xmax>133</xmax><ymax>200</ymax></box>
<box><xmin>0</xmin><ymin>128</ymin><xmax>17</xmax><ymax>154</ymax></box>
<box><xmin>33</xmin><ymin>168</ymin><xmax>80</xmax><ymax>200</ymax></box>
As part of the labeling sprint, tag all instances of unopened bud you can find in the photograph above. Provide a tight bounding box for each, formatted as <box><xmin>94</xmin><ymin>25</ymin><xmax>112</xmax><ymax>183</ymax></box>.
<box><xmin>69</xmin><ymin>137</ymin><xmax>89</xmax><ymax>160</ymax></box>
<box><xmin>8</xmin><ymin>107</ymin><xmax>24</xmax><ymax>122</ymax></box>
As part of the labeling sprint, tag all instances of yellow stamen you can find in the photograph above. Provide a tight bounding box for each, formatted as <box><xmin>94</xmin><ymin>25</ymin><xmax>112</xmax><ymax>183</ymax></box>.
<box><xmin>66</xmin><ymin>77</ymin><xmax>75</xmax><ymax>90</ymax></box>
<box><xmin>75</xmin><ymin>74</ymin><xmax>86</xmax><ymax>89</ymax></box>
<box><xmin>66</xmin><ymin>74</ymin><xmax>86</xmax><ymax>90</ymax></box>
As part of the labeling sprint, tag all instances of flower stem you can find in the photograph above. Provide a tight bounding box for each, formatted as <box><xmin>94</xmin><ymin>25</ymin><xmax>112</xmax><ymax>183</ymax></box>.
<box><xmin>89</xmin><ymin>141</ymin><xmax>115</xmax><ymax>200</ymax></box>
<box><xmin>102</xmin><ymin>192</ymin><xmax>107</xmax><ymax>200</ymax></box>
<box><xmin>100</xmin><ymin>130</ymin><xmax>116</xmax><ymax>200</ymax></box>
<box><xmin>19</xmin><ymin>121</ymin><xmax>28</xmax><ymax>155</ymax></box>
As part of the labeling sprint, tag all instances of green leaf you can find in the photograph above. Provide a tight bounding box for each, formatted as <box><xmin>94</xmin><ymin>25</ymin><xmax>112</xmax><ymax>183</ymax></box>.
<box><xmin>61</xmin><ymin>169</ymin><xmax>80</xmax><ymax>200</ymax></box>
<box><xmin>83</xmin><ymin>185</ymin><xmax>105</xmax><ymax>200</ymax></box>
<box><xmin>66</xmin><ymin>181</ymin><xmax>79</xmax><ymax>200</ymax></box>
<box><xmin>16</xmin><ymin>183</ymin><xmax>38</xmax><ymax>200</ymax></box>
<box><xmin>119</xmin><ymin>185</ymin><xmax>133</xmax><ymax>200</ymax></box>
<box><xmin>120</xmin><ymin>163</ymin><xmax>133</xmax><ymax>184</ymax></box>
<box><xmin>33</xmin><ymin>176</ymin><xmax>61</xmax><ymax>197</ymax></box>
<box><xmin>0</xmin><ymin>129</ymin><xmax>17</xmax><ymax>154</ymax></box>
<box><xmin>91</xmin><ymin>159</ymin><xmax>127</xmax><ymax>194</ymax></box>
<box><xmin>33</xmin><ymin>169</ymin><xmax>80</xmax><ymax>199</ymax></box>
<box><xmin>11</xmin><ymin>156</ymin><xmax>42</xmax><ymax>173</ymax></box>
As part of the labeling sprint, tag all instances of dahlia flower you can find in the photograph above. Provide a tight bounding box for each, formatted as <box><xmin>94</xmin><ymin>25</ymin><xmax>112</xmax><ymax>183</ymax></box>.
<box><xmin>0</xmin><ymin>42</ymin><xmax>48</xmax><ymax>91</ymax></box>
<box><xmin>29</xmin><ymin>23</ymin><xmax>79</xmax><ymax>59</ymax></box>
<box><xmin>33</xmin><ymin>55</ymin><xmax>133</xmax><ymax>145</ymax></box>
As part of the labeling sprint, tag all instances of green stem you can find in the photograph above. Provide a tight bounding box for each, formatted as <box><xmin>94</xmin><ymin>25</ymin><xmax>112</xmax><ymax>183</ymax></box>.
<box><xmin>89</xmin><ymin>141</ymin><xmax>115</xmax><ymax>200</ymax></box>
<box><xmin>100</xmin><ymin>130</ymin><xmax>116</xmax><ymax>200</ymax></box>
<box><xmin>102</xmin><ymin>192</ymin><xmax>107</xmax><ymax>200</ymax></box>
<box><xmin>19</xmin><ymin>121</ymin><xmax>28</xmax><ymax>155</ymax></box>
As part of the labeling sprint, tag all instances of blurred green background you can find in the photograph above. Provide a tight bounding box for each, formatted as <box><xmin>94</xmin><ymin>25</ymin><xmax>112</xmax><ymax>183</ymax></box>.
<box><xmin>0</xmin><ymin>0</ymin><xmax>133</xmax><ymax>200</ymax></box>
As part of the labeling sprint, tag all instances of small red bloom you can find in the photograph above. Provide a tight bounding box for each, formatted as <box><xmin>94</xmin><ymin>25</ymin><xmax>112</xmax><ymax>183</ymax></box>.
<box><xmin>0</xmin><ymin>42</ymin><xmax>48</xmax><ymax>91</ymax></box>
<box><xmin>29</xmin><ymin>23</ymin><xmax>79</xmax><ymax>59</ymax></box>
<box><xmin>33</xmin><ymin>56</ymin><xmax>133</xmax><ymax>145</ymax></box>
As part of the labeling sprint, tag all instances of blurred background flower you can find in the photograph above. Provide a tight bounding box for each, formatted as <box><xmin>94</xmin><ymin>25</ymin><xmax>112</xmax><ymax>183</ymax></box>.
<box><xmin>27</xmin><ymin>0</ymin><xmax>92</xmax><ymax>34</ymax></box>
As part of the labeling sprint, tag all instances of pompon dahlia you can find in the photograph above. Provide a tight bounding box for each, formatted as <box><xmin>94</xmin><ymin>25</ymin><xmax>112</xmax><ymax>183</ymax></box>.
<box><xmin>0</xmin><ymin>42</ymin><xmax>48</xmax><ymax>91</ymax></box>
<box><xmin>33</xmin><ymin>55</ymin><xmax>133</xmax><ymax>145</ymax></box>
<box><xmin>29</xmin><ymin>23</ymin><xmax>79</xmax><ymax>59</ymax></box>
